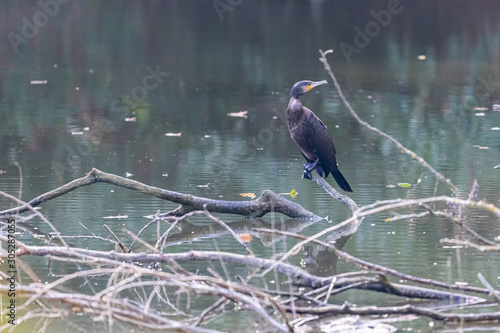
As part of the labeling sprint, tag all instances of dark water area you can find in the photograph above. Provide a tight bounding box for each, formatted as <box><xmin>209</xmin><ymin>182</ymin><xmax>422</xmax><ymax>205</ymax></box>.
<box><xmin>1</xmin><ymin>1</ymin><xmax>500</xmax><ymax>331</ymax></box>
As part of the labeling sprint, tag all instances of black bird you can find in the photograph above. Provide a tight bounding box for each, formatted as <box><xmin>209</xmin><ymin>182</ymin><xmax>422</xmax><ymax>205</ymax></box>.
<box><xmin>286</xmin><ymin>80</ymin><xmax>352</xmax><ymax>192</ymax></box>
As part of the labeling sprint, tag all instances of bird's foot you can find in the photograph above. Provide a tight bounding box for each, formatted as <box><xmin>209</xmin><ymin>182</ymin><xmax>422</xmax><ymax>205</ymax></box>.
<box><xmin>302</xmin><ymin>158</ymin><xmax>319</xmax><ymax>179</ymax></box>
<box><xmin>303</xmin><ymin>158</ymin><xmax>319</xmax><ymax>173</ymax></box>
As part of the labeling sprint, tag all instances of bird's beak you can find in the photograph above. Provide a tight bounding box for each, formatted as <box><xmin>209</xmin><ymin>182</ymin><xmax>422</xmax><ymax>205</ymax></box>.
<box><xmin>308</xmin><ymin>80</ymin><xmax>328</xmax><ymax>90</ymax></box>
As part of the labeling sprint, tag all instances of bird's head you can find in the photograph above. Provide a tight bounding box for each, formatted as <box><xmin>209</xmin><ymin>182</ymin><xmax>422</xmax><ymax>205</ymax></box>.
<box><xmin>289</xmin><ymin>80</ymin><xmax>328</xmax><ymax>98</ymax></box>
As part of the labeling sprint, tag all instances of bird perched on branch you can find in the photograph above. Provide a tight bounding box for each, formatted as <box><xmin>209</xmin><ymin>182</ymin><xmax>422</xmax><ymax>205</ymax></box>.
<box><xmin>286</xmin><ymin>80</ymin><xmax>352</xmax><ymax>192</ymax></box>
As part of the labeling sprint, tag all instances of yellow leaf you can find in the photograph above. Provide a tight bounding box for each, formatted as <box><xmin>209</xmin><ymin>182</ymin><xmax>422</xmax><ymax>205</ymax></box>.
<box><xmin>290</xmin><ymin>189</ymin><xmax>298</xmax><ymax>199</ymax></box>
<box><xmin>397</xmin><ymin>183</ymin><xmax>411</xmax><ymax>188</ymax></box>
<box><xmin>240</xmin><ymin>193</ymin><xmax>256</xmax><ymax>199</ymax></box>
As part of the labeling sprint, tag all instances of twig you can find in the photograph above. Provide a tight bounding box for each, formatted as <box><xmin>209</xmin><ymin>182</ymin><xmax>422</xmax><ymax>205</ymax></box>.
<box><xmin>103</xmin><ymin>224</ymin><xmax>128</xmax><ymax>252</ymax></box>
<box><xmin>478</xmin><ymin>272</ymin><xmax>500</xmax><ymax>303</ymax></box>
<box><xmin>193</xmin><ymin>297</ymin><xmax>228</xmax><ymax>327</ymax></box>
<box><xmin>202</xmin><ymin>206</ymin><xmax>254</xmax><ymax>256</ymax></box>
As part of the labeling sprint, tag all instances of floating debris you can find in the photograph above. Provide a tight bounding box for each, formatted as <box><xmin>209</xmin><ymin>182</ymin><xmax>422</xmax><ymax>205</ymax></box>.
<box><xmin>474</xmin><ymin>107</ymin><xmax>488</xmax><ymax>111</ymax></box>
<box><xmin>227</xmin><ymin>111</ymin><xmax>248</xmax><ymax>118</ymax></box>
<box><xmin>165</xmin><ymin>132</ymin><xmax>182</xmax><ymax>137</ymax></box>
<box><xmin>125</xmin><ymin>117</ymin><xmax>136</xmax><ymax>122</ymax></box>
<box><xmin>197</xmin><ymin>183</ymin><xmax>210</xmax><ymax>189</ymax></box>
<box><xmin>238</xmin><ymin>233</ymin><xmax>253</xmax><ymax>243</ymax></box>
<box><xmin>494</xmin><ymin>164</ymin><xmax>500</xmax><ymax>169</ymax></box>
<box><xmin>240</xmin><ymin>193</ymin><xmax>256</xmax><ymax>199</ymax></box>
<box><xmin>279</xmin><ymin>189</ymin><xmax>298</xmax><ymax>198</ymax></box>
<box><xmin>0</xmin><ymin>170</ymin><xmax>6</xmax><ymax>174</ymax></box>
<box><xmin>475</xmin><ymin>112</ymin><xmax>486</xmax><ymax>116</ymax></box>
<box><xmin>493</xmin><ymin>104</ymin><xmax>500</xmax><ymax>112</ymax></box>
<box><xmin>386</xmin><ymin>184</ymin><xmax>396</xmax><ymax>188</ymax></box>
<box><xmin>417</xmin><ymin>55</ymin><xmax>426</xmax><ymax>60</ymax></box>
<box><xmin>397</xmin><ymin>183</ymin><xmax>411</xmax><ymax>188</ymax></box>
<box><xmin>125</xmin><ymin>172</ymin><xmax>134</xmax><ymax>178</ymax></box>
<box><xmin>102</xmin><ymin>215</ymin><xmax>128</xmax><ymax>219</ymax></box>
<box><xmin>162</xmin><ymin>172</ymin><xmax>169</xmax><ymax>177</ymax></box>
<box><xmin>71</xmin><ymin>131</ymin><xmax>84</xmax><ymax>135</ymax></box>
<box><xmin>30</xmin><ymin>80</ymin><xmax>47</xmax><ymax>85</ymax></box>
<box><xmin>491</xmin><ymin>127</ymin><xmax>500</xmax><ymax>131</ymax></box>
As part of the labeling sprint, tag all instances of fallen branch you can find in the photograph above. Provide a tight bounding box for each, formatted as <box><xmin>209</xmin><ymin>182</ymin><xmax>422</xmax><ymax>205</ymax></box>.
<box><xmin>287</xmin><ymin>301</ymin><xmax>500</xmax><ymax>323</ymax></box>
<box><xmin>0</xmin><ymin>168</ymin><xmax>320</xmax><ymax>220</ymax></box>
<box><xmin>11</xmin><ymin>243</ymin><xmax>480</xmax><ymax>303</ymax></box>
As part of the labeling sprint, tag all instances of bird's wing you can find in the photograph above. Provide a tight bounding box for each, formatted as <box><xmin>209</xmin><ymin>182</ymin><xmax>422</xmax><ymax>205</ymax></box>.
<box><xmin>303</xmin><ymin>107</ymin><xmax>338</xmax><ymax>176</ymax></box>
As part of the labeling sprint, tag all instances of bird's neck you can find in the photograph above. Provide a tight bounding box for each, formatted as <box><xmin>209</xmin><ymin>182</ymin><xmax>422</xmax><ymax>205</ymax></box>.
<box><xmin>287</xmin><ymin>97</ymin><xmax>304</xmax><ymax>127</ymax></box>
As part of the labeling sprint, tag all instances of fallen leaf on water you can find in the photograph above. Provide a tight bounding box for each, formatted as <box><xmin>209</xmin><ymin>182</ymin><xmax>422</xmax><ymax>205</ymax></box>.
<box><xmin>238</xmin><ymin>233</ymin><xmax>253</xmax><ymax>242</ymax></box>
<box><xmin>240</xmin><ymin>193</ymin><xmax>256</xmax><ymax>199</ymax></box>
<box><xmin>227</xmin><ymin>111</ymin><xmax>248</xmax><ymax>118</ymax></box>
<box><xmin>165</xmin><ymin>132</ymin><xmax>182</xmax><ymax>137</ymax></box>
<box><xmin>397</xmin><ymin>183</ymin><xmax>411</xmax><ymax>188</ymax></box>
<box><xmin>290</xmin><ymin>188</ymin><xmax>298</xmax><ymax>198</ymax></box>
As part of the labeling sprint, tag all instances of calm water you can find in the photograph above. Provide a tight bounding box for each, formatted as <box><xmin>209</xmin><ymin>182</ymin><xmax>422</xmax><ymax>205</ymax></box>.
<box><xmin>1</xmin><ymin>1</ymin><xmax>500</xmax><ymax>332</ymax></box>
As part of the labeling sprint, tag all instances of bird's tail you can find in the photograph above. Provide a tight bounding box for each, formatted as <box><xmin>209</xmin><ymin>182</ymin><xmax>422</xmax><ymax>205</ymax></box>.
<box><xmin>331</xmin><ymin>169</ymin><xmax>353</xmax><ymax>193</ymax></box>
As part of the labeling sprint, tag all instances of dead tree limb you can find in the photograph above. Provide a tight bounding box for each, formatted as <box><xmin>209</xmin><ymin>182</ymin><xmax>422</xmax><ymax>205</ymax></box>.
<box><xmin>0</xmin><ymin>168</ymin><xmax>320</xmax><ymax>220</ymax></box>
<box><xmin>287</xmin><ymin>301</ymin><xmax>500</xmax><ymax>323</ymax></box>
<box><xmin>12</xmin><ymin>244</ymin><xmax>479</xmax><ymax>303</ymax></box>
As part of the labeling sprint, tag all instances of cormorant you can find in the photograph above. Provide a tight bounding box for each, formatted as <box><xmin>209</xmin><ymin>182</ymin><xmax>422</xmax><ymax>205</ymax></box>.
<box><xmin>286</xmin><ymin>80</ymin><xmax>353</xmax><ymax>192</ymax></box>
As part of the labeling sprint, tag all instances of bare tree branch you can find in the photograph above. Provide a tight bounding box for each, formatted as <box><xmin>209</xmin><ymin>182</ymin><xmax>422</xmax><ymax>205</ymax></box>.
<box><xmin>0</xmin><ymin>168</ymin><xmax>320</xmax><ymax>220</ymax></box>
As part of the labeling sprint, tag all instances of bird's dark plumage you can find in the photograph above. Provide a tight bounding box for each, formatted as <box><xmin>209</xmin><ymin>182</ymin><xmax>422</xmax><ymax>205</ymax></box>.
<box><xmin>286</xmin><ymin>80</ymin><xmax>352</xmax><ymax>192</ymax></box>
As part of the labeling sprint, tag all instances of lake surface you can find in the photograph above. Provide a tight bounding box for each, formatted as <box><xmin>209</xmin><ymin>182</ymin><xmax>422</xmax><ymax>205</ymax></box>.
<box><xmin>1</xmin><ymin>1</ymin><xmax>500</xmax><ymax>332</ymax></box>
